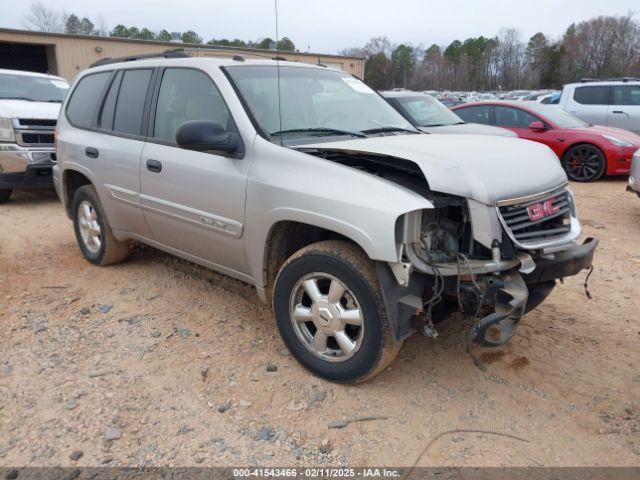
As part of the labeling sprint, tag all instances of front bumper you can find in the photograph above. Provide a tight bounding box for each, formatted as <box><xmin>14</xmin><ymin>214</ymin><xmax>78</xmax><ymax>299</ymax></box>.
<box><xmin>0</xmin><ymin>144</ymin><xmax>56</xmax><ymax>190</ymax></box>
<box><xmin>522</xmin><ymin>237</ymin><xmax>599</xmax><ymax>284</ymax></box>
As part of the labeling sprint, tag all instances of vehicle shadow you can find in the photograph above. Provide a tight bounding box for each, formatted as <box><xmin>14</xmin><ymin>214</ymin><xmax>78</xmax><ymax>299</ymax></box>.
<box><xmin>5</xmin><ymin>189</ymin><xmax>59</xmax><ymax>206</ymax></box>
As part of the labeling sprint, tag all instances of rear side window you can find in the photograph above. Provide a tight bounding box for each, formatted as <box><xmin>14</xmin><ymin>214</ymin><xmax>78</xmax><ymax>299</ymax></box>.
<box><xmin>99</xmin><ymin>71</ymin><xmax>122</xmax><ymax>130</ymax></box>
<box><xmin>112</xmin><ymin>69</ymin><xmax>152</xmax><ymax>136</ymax></box>
<box><xmin>455</xmin><ymin>105</ymin><xmax>493</xmax><ymax>125</ymax></box>
<box><xmin>612</xmin><ymin>85</ymin><xmax>640</xmax><ymax>106</ymax></box>
<box><xmin>573</xmin><ymin>86</ymin><xmax>610</xmax><ymax>105</ymax></box>
<box><xmin>66</xmin><ymin>72</ymin><xmax>111</xmax><ymax>128</ymax></box>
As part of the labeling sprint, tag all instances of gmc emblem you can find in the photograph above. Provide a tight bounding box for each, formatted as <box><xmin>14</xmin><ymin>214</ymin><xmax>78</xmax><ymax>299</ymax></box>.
<box><xmin>527</xmin><ymin>198</ymin><xmax>560</xmax><ymax>221</ymax></box>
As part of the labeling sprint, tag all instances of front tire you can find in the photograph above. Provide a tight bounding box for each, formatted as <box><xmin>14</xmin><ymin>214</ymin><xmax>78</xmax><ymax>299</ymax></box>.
<box><xmin>273</xmin><ymin>240</ymin><xmax>401</xmax><ymax>383</ymax></box>
<box><xmin>71</xmin><ymin>185</ymin><xmax>129</xmax><ymax>266</ymax></box>
<box><xmin>562</xmin><ymin>144</ymin><xmax>606</xmax><ymax>182</ymax></box>
<box><xmin>0</xmin><ymin>189</ymin><xmax>12</xmax><ymax>204</ymax></box>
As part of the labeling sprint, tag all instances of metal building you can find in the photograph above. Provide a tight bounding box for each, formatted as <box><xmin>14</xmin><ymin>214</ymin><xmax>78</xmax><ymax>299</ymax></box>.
<box><xmin>0</xmin><ymin>28</ymin><xmax>365</xmax><ymax>80</ymax></box>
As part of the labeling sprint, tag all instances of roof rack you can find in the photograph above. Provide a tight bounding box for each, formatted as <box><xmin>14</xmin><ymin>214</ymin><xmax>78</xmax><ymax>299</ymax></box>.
<box><xmin>90</xmin><ymin>48</ymin><xmax>191</xmax><ymax>68</ymax></box>
<box><xmin>579</xmin><ymin>76</ymin><xmax>640</xmax><ymax>83</ymax></box>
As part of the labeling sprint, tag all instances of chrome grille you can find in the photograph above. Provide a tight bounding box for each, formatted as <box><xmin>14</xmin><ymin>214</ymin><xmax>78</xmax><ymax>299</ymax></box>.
<box><xmin>498</xmin><ymin>189</ymin><xmax>572</xmax><ymax>247</ymax></box>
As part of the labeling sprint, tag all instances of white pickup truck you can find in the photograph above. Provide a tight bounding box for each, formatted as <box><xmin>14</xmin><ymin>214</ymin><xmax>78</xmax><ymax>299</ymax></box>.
<box><xmin>0</xmin><ymin>69</ymin><xmax>69</xmax><ymax>203</ymax></box>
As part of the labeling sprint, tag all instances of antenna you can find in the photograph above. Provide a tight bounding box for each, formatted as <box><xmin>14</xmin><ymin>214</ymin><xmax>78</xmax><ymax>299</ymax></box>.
<box><xmin>274</xmin><ymin>0</ymin><xmax>283</xmax><ymax>145</ymax></box>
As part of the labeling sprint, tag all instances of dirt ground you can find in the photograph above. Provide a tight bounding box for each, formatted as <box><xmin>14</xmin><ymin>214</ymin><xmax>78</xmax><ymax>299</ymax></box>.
<box><xmin>0</xmin><ymin>179</ymin><xmax>638</xmax><ymax>468</ymax></box>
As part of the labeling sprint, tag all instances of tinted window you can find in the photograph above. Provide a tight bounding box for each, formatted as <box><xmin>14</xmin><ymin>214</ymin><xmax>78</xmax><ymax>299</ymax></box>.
<box><xmin>495</xmin><ymin>106</ymin><xmax>540</xmax><ymax>128</ymax></box>
<box><xmin>455</xmin><ymin>105</ymin><xmax>493</xmax><ymax>125</ymax></box>
<box><xmin>113</xmin><ymin>69</ymin><xmax>152</xmax><ymax>135</ymax></box>
<box><xmin>612</xmin><ymin>85</ymin><xmax>640</xmax><ymax>106</ymax></box>
<box><xmin>99</xmin><ymin>71</ymin><xmax>122</xmax><ymax>130</ymax></box>
<box><xmin>153</xmin><ymin>69</ymin><xmax>231</xmax><ymax>143</ymax></box>
<box><xmin>573</xmin><ymin>86</ymin><xmax>610</xmax><ymax>105</ymax></box>
<box><xmin>66</xmin><ymin>72</ymin><xmax>110</xmax><ymax>128</ymax></box>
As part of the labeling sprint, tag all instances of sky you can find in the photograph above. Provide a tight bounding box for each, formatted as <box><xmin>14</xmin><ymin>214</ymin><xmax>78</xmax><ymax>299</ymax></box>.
<box><xmin>3</xmin><ymin>0</ymin><xmax>637</xmax><ymax>54</ymax></box>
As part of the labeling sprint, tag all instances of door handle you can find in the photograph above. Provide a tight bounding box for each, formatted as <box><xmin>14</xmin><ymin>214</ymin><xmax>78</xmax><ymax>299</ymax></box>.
<box><xmin>146</xmin><ymin>159</ymin><xmax>162</xmax><ymax>173</ymax></box>
<box><xmin>85</xmin><ymin>147</ymin><xmax>99</xmax><ymax>158</ymax></box>
<box><xmin>612</xmin><ymin>110</ymin><xmax>626</xmax><ymax>114</ymax></box>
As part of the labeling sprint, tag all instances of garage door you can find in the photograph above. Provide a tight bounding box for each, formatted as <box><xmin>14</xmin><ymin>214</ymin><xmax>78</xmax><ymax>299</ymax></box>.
<box><xmin>0</xmin><ymin>43</ymin><xmax>49</xmax><ymax>74</ymax></box>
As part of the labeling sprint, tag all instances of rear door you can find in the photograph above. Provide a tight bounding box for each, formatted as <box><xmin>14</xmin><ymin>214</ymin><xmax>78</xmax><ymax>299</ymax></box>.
<box><xmin>608</xmin><ymin>84</ymin><xmax>640</xmax><ymax>134</ymax></box>
<box><xmin>569</xmin><ymin>85</ymin><xmax>610</xmax><ymax>125</ymax></box>
<box><xmin>63</xmin><ymin>69</ymin><xmax>153</xmax><ymax>236</ymax></box>
<box><xmin>139</xmin><ymin>67</ymin><xmax>251</xmax><ymax>277</ymax></box>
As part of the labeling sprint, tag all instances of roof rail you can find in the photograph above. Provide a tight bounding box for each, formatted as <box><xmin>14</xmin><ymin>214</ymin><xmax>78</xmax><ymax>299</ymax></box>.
<box><xmin>579</xmin><ymin>76</ymin><xmax>640</xmax><ymax>83</ymax></box>
<box><xmin>604</xmin><ymin>77</ymin><xmax>640</xmax><ymax>82</ymax></box>
<box><xmin>89</xmin><ymin>48</ymin><xmax>191</xmax><ymax>68</ymax></box>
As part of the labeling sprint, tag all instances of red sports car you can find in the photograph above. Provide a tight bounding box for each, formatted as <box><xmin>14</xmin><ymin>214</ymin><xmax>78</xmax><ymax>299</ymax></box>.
<box><xmin>453</xmin><ymin>100</ymin><xmax>640</xmax><ymax>182</ymax></box>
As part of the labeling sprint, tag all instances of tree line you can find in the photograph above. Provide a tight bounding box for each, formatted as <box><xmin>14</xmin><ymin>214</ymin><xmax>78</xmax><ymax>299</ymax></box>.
<box><xmin>23</xmin><ymin>1</ymin><xmax>297</xmax><ymax>51</ymax></box>
<box><xmin>341</xmin><ymin>14</ymin><xmax>640</xmax><ymax>91</ymax></box>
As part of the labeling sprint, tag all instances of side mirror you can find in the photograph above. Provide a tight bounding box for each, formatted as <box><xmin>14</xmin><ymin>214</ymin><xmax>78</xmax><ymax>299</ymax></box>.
<box><xmin>176</xmin><ymin>120</ymin><xmax>241</xmax><ymax>154</ymax></box>
<box><xmin>528</xmin><ymin>121</ymin><xmax>547</xmax><ymax>131</ymax></box>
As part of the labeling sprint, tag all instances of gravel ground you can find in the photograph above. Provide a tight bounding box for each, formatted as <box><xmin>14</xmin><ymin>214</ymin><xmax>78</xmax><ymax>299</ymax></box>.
<box><xmin>0</xmin><ymin>179</ymin><xmax>638</xmax><ymax>467</ymax></box>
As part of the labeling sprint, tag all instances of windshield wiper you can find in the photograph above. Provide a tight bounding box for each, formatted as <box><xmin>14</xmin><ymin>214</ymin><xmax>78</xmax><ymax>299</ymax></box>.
<box><xmin>270</xmin><ymin>128</ymin><xmax>366</xmax><ymax>138</ymax></box>
<box><xmin>46</xmin><ymin>99</ymin><xmax>63</xmax><ymax>103</ymax></box>
<box><xmin>0</xmin><ymin>97</ymin><xmax>34</xmax><ymax>101</ymax></box>
<box><xmin>360</xmin><ymin>126</ymin><xmax>418</xmax><ymax>134</ymax></box>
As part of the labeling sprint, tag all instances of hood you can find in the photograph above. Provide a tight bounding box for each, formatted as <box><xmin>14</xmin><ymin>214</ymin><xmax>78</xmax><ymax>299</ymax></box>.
<box><xmin>301</xmin><ymin>134</ymin><xmax>567</xmax><ymax>205</ymax></box>
<box><xmin>419</xmin><ymin>122</ymin><xmax>517</xmax><ymax>138</ymax></box>
<box><xmin>0</xmin><ymin>100</ymin><xmax>62</xmax><ymax>120</ymax></box>
<box><xmin>574</xmin><ymin>124</ymin><xmax>640</xmax><ymax>146</ymax></box>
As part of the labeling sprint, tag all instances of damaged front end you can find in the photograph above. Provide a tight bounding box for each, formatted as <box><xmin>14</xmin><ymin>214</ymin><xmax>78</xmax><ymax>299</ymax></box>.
<box><xmin>299</xmin><ymin>146</ymin><xmax>597</xmax><ymax>348</ymax></box>
<box><xmin>380</xmin><ymin>186</ymin><xmax>598</xmax><ymax>348</ymax></box>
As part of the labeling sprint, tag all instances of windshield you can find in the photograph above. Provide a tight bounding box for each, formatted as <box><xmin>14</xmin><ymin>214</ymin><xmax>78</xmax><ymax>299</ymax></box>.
<box><xmin>527</xmin><ymin>104</ymin><xmax>589</xmax><ymax>129</ymax></box>
<box><xmin>225</xmin><ymin>66</ymin><xmax>415</xmax><ymax>141</ymax></box>
<box><xmin>0</xmin><ymin>73</ymin><xmax>69</xmax><ymax>103</ymax></box>
<box><xmin>393</xmin><ymin>95</ymin><xmax>464</xmax><ymax>127</ymax></box>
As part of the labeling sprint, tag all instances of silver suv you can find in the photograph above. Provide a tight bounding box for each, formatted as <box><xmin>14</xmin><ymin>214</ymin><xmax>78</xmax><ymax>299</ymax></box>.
<box><xmin>559</xmin><ymin>78</ymin><xmax>640</xmax><ymax>134</ymax></box>
<box><xmin>54</xmin><ymin>53</ymin><xmax>598</xmax><ymax>382</ymax></box>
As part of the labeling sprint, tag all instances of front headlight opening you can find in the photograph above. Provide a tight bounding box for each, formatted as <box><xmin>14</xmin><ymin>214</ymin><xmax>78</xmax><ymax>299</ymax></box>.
<box><xmin>0</xmin><ymin>117</ymin><xmax>15</xmax><ymax>143</ymax></box>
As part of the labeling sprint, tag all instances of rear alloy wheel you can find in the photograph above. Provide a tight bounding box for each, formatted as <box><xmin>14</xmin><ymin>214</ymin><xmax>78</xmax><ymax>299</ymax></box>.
<box><xmin>72</xmin><ymin>185</ymin><xmax>130</xmax><ymax>266</ymax></box>
<box><xmin>0</xmin><ymin>189</ymin><xmax>12</xmax><ymax>204</ymax></box>
<box><xmin>562</xmin><ymin>144</ymin><xmax>606</xmax><ymax>182</ymax></box>
<box><xmin>273</xmin><ymin>240</ymin><xmax>401</xmax><ymax>383</ymax></box>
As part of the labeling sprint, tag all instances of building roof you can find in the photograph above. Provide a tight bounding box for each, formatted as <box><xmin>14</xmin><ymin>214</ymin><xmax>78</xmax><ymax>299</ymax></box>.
<box><xmin>0</xmin><ymin>27</ymin><xmax>364</xmax><ymax>62</ymax></box>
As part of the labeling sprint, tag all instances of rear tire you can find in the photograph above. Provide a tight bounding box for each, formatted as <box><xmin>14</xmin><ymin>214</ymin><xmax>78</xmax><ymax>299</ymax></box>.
<box><xmin>0</xmin><ymin>189</ymin><xmax>12</xmax><ymax>204</ymax></box>
<box><xmin>561</xmin><ymin>144</ymin><xmax>606</xmax><ymax>182</ymax></box>
<box><xmin>273</xmin><ymin>240</ymin><xmax>401</xmax><ymax>383</ymax></box>
<box><xmin>71</xmin><ymin>185</ymin><xmax>129</xmax><ymax>266</ymax></box>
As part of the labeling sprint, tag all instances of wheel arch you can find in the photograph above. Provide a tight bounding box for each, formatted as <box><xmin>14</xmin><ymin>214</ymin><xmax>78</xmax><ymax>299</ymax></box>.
<box><xmin>260</xmin><ymin>220</ymin><xmax>371</xmax><ymax>303</ymax></box>
<box><xmin>62</xmin><ymin>167</ymin><xmax>95</xmax><ymax>218</ymax></box>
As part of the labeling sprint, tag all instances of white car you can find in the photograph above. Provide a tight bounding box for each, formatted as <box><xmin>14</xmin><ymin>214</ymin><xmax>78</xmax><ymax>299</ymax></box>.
<box><xmin>558</xmin><ymin>79</ymin><xmax>640</xmax><ymax>134</ymax></box>
<box><xmin>0</xmin><ymin>69</ymin><xmax>69</xmax><ymax>203</ymax></box>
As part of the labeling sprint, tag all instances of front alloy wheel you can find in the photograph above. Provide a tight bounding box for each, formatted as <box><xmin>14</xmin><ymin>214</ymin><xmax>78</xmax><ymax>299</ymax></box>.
<box><xmin>273</xmin><ymin>240</ymin><xmax>401</xmax><ymax>383</ymax></box>
<box><xmin>290</xmin><ymin>273</ymin><xmax>365</xmax><ymax>362</ymax></box>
